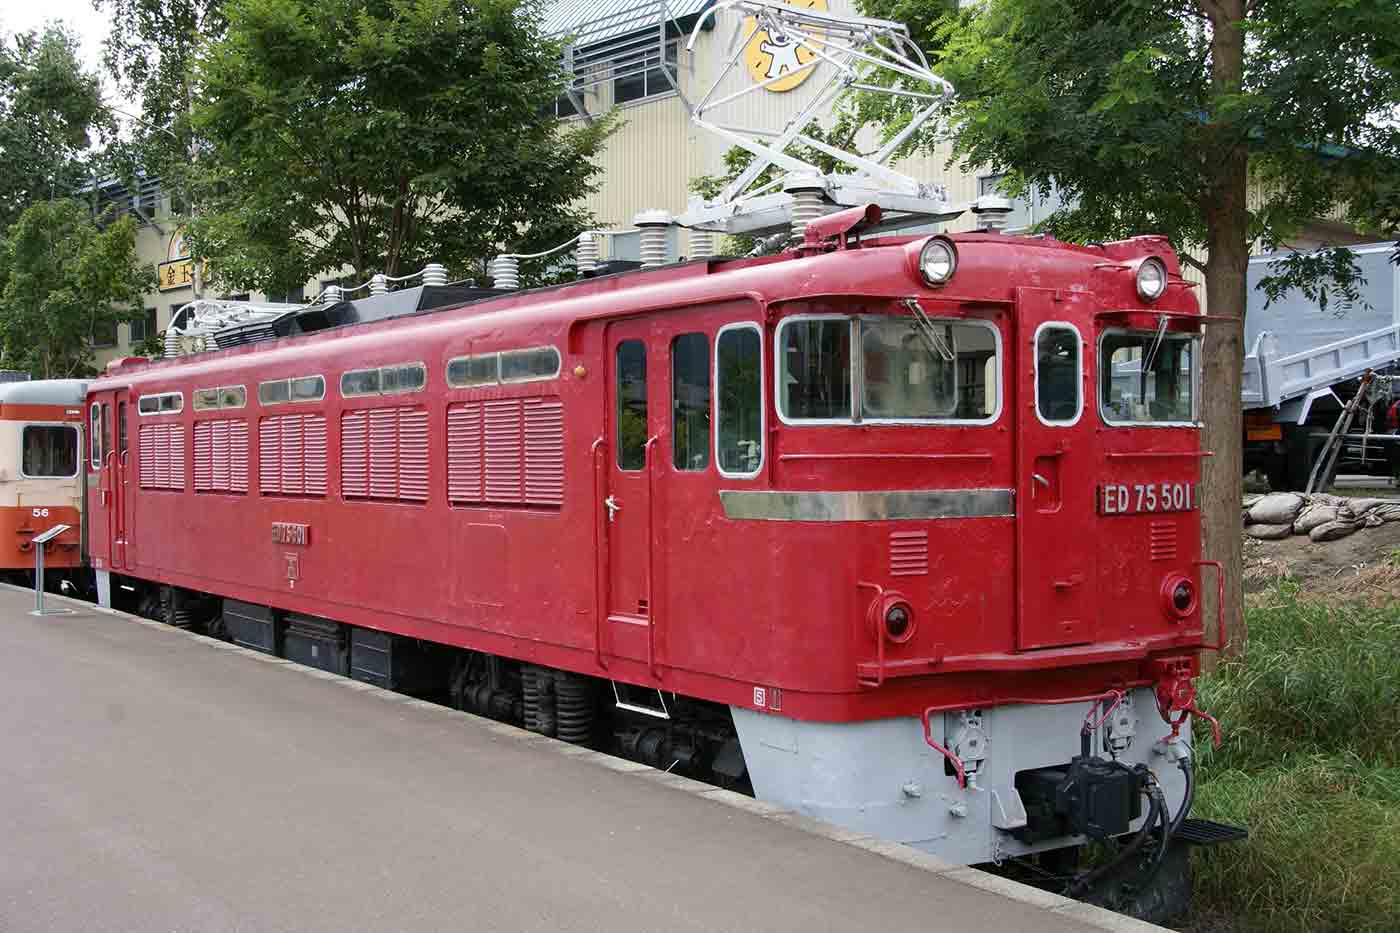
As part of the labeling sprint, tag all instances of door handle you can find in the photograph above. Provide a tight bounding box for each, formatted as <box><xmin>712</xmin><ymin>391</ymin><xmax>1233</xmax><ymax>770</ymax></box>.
<box><xmin>604</xmin><ymin>495</ymin><xmax>621</xmax><ymax>522</ymax></box>
<box><xmin>1054</xmin><ymin>573</ymin><xmax>1085</xmax><ymax>590</ymax></box>
<box><xmin>1031</xmin><ymin>472</ymin><xmax>1050</xmax><ymax>497</ymax></box>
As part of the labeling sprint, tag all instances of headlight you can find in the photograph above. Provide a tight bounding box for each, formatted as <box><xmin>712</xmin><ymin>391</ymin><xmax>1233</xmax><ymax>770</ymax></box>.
<box><xmin>919</xmin><ymin>237</ymin><xmax>958</xmax><ymax>286</ymax></box>
<box><xmin>1162</xmin><ymin>574</ymin><xmax>1197</xmax><ymax>619</ymax></box>
<box><xmin>1136</xmin><ymin>256</ymin><xmax>1168</xmax><ymax>302</ymax></box>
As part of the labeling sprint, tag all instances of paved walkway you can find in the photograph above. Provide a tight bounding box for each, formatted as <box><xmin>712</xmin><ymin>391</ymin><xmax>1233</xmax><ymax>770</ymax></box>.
<box><xmin>0</xmin><ymin>587</ymin><xmax>1143</xmax><ymax>932</ymax></box>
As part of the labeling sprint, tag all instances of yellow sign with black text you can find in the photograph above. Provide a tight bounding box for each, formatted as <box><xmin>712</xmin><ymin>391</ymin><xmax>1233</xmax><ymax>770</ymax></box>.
<box><xmin>743</xmin><ymin>0</ymin><xmax>826</xmax><ymax>93</ymax></box>
<box><xmin>157</xmin><ymin>257</ymin><xmax>195</xmax><ymax>292</ymax></box>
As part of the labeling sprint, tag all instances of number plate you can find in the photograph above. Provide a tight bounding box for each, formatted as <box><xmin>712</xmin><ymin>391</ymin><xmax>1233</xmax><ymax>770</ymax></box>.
<box><xmin>1098</xmin><ymin>482</ymin><xmax>1197</xmax><ymax>515</ymax></box>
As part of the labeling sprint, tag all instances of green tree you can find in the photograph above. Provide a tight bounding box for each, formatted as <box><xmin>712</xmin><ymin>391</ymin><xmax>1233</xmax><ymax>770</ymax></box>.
<box><xmin>0</xmin><ymin>200</ymin><xmax>151</xmax><ymax>377</ymax></box>
<box><xmin>0</xmin><ymin>26</ymin><xmax>111</xmax><ymax>227</ymax></box>
<box><xmin>855</xmin><ymin>0</ymin><xmax>1400</xmax><ymax>648</ymax></box>
<box><xmin>188</xmin><ymin>0</ymin><xmax>615</xmax><ymax>293</ymax></box>
<box><xmin>97</xmin><ymin>0</ymin><xmax>225</xmax><ymax>237</ymax></box>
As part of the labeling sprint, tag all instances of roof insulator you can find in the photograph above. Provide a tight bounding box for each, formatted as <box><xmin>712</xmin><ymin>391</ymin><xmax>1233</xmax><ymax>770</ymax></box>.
<box><xmin>322</xmin><ymin>285</ymin><xmax>343</xmax><ymax>306</ymax></box>
<box><xmin>972</xmin><ymin>195</ymin><xmax>1014</xmax><ymax>233</ymax></box>
<box><xmin>490</xmin><ymin>254</ymin><xmax>520</xmax><ymax>290</ymax></box>
<box><xmin>634</xmin><ymin>209</ymin><xmax>673</xmax><ymax>268</ymax></box>
<box><xmin>369</xmin><ymin>274</ymin><xmax>389</xmax><ymax>297</ymax></box>
<box><xmin>688</xmin><ymin>228</ymin><xmax>716</xmax><ymax>261</ymax></box>
<box><xmin>576</xmin><ymin>233</ymin><xmax>599</xmax><ymax>276</ymax></box>
<box><xmin>785</xmin><ymin>173</ymin><xmax>829</xmax><ymax>243</ymax></box>
<box><xmin>421</xmin><ymin>263</ymin><xmax>448</xmax><ymax>287</ymax></box>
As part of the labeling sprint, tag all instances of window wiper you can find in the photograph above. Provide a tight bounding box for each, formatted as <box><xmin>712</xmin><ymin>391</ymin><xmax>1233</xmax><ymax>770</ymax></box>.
<box><xmin>904</xmin><ymin>299</ymin><xmax>955</xmax><ymax>363</ymax></box>
<box><xmin>1141</xmin><ymin>314</ymin><xmax>1169</xmax><ymax>377</ymax></box>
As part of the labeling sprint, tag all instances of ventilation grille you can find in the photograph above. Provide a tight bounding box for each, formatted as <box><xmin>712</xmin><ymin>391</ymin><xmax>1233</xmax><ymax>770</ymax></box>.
<box><xmin>1149</xmin><ymin>520</ymin><xmax>1178</xmax><ymax>561</ymax></box>
<box><xmin>448</xmin><ymin>397</ymin><xmax>564</xmax><ymax>508</ymax></box>
<box><xmin>193</xmin><ymin>420</ymin><xmax>249</xmax><ymax>493</ymax></box>
<box><xmin>889</xmin><ymin>530</ymin><xmax>929</xmax><ymax>576</ymax></box>
<box><xmin>260</xmin><ymin>414</ymin><xmax>327</xmax><ymax>497</ymax></box>
<box><xmin>138</xmin><ymin>423</ymin><xmax>185</xmax><ymax>490</ymax></box>
<box><xmin>342</xmin><ymin>407</ymin><xmax>429</xmax><ymax>503</ymax></box>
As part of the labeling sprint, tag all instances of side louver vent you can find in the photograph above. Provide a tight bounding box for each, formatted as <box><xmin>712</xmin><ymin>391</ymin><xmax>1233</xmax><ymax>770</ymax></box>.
<box><xmin>139</xmin><ymin>423</ymin><xmax>185</xmax><ymax>490</ymax></box>
<box><xmin>194</xmin><ymin>420</ymin><xmax>249</xmax><ymax>493</ymax></box>
<box><xmin>260</xmin><ymin>414</ymin><xmax>327</xmax><ymax>497</ymax></box>
<box><xmin>1149</xmin><ymin>520</ymin><xmax>1178</xmax><ymax>561</ymax></box>
<box><xmin>889</xmin><ymin>530</ymin><xmax>929</xmax><ymax>577</ymax></box>
<box><xmin>342</xmin><ymin>407</ymin><xmax>428</xmax><ymax>503</ymax></box>
<box><xmin>448</xmin><ymin>396</ymin><xmax>564</xmax><ymax>508</ymax></box>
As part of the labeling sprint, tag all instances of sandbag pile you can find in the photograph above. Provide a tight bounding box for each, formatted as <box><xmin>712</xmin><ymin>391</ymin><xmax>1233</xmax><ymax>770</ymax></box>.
<box><xmin>1242</xmin><ymin>492</ymin><xmax>1400</xmax><ymax>542</ymax></box>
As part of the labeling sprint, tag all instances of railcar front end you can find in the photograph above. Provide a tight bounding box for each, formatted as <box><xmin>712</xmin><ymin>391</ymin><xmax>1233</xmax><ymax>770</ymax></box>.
<box><xmin>0</xmin><ymin>380</ymin><xmax>87</xmax><ymax>585</ymax></box>
<box><xmin>717</xmin><ymin>229</ymin><xmax>1216</xmax><ymax>878</ymax></box>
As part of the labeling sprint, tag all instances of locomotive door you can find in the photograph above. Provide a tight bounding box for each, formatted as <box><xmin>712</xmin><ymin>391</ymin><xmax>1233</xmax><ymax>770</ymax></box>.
<box><xmin>602</xmin><ymin>319</ymin><xmax>662</xmax><ymax>673</ymax></box>
<box><xmin>113</xmin><ymin>390</ymin><xmax>131</xmax><ymax>568</ymax></box>
<box><xmin>1015</xmin><ymin>288</ymin><xmax>1098</xmax><ymax>649</ymax></box>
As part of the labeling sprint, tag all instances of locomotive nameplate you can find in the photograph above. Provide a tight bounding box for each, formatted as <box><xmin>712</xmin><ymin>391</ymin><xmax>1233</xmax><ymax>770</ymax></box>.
<box><xmin>271</xmin><ymin>522</ymin><xmax>311</xmax><ymax>546</ymax></box>
<box><xmin>1098</xmin><ymin>483</ymin><xmax>1197</xmax><ymax>516</ymax></box>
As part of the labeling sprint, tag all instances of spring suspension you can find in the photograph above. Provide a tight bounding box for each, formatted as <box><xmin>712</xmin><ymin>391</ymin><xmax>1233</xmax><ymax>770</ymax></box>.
<box><xmin>523</xmin><ymin>666</ymin><xmax>558</xmax><ymax>737</ymax></box>
<box><xmin>162</xmin><ymin>587</ymin><xmax>194</xmax><ymax>627</ymax></box>
<box><xmin>555</xmin><ymin>673</ymin><xmax>596</xmax><ymax>745</ymax></box>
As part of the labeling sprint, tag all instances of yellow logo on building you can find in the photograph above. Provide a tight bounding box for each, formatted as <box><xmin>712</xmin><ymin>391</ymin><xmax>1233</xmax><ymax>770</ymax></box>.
<box><xmin>743</xmin><ymin>0</ymin><xmax>826</xmax><ymax>93</ymax></box>
<box><xmin>157</xmin><ymin>227</ymin><xmax>195</xmax><ymax>292</ymax></box>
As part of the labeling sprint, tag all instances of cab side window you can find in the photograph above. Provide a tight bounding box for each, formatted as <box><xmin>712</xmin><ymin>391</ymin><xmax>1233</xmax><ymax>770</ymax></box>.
<box><xmin>616</xmin><ymin>340</ymin><xmax>648</xmax><ymax>471</ymax></box>
<box><xmin>671</xmin><ymin>333</ymin><xmax>710</xmax><ymax>471</ymax></box>
<box><xmin>716</xmin><ymin>324</ymin><xmax>763</xmax><ymax>477</ymax></box>
<box><xmin>1036</xmin><ymin>325</ymin><xmax>1081</xmax><ymax>423</ymax></box>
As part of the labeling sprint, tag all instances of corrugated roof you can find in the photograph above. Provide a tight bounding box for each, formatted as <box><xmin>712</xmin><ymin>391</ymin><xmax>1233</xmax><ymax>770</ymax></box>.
<box><xmin>541</xmin><ymin>0</ymin><xmax>712</xmax><ymax>47</ymax></box>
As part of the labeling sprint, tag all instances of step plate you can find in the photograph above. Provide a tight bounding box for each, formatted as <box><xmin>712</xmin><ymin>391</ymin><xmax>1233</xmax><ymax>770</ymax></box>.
<box><xmin>1175</xmin><ymin>817</ymin><xmax>1249</xmax><ymax>845</ymax></box>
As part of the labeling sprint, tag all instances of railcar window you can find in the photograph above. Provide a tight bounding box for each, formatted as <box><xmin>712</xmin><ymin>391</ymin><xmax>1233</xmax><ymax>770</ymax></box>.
<box><xmin>195</xmin><ymin>385</ymin><xmax>248</xmax><ymax>411</ymax></box>
<box><xmin>23</xmin><ymin>425</ymin><xmax>79</xmax><ymax>478</ymax></box>
<box><xmin>291</xmin><ymin>376</ymin><xmax>325</xmax><ymax>401</ymax></box>
<box><xmin>341</xmin><ymin>365</ymin><xmax>423</xmax><ymax>397</ymax></box>
<box><xmin>259</xmin><ymin>380</ymin><xmax>291</xmax><ymax>405</ymax></box>
<box><xmin>780</xmin><ymin>319</ymin><xmax>852</xmax><ymax>420</ymax></box>
<box><xmin>341</xmin><ymin>369</ymin><xmax>380</xmax><ymax>396</ymax></box>
<box><xmin>616</xmin><ymin>340</ymin><xmax>648</xmax><ymax>471</ymax></box>
<box><xmin>671</xmin><ymin>333</ymin><xmax>710</xmax><ymax>470</ymax></box>
<box><xmin>259</xmin><ymin>376</ymin><xmax>324</xmax><ymax>405</ymax></box>
<box><xmin>862</xmin><ymin>318</ymin><xmax>958</xmax><ymax>419</ymax></box>
<box><xmin>501</xmin><ymin>347</ymin><xmax>561</xmax><ymax>383</ymax></box>
<box><xmin>138</xmin><ymin>392</ymin><xmax>183</xmax><ymax>415</ymax></box>
<box><xmin>447</xmin><ymin>354</ymin><xmax>498</xmax><ymax>387</ymax></box>
<box><xmin>716</xmin><ymin>324</ymin><xmax>763</xmax><ymax>477</ymax></box>
<box><xmin>90</xmin><ymin>405</ymin><xmax>101</xmax><ymax>468</ymax></box>
<box><xmin>1036</xmin><ymin>325</ymin><xmax>1082</xmax><ymax>423</ymax></box>
<box><xmin>778</xmin><ymin>315</ymin><xmax>999</xmax><ymax>423</ymax></box>
<box><xmin>118</xmin><ymin>402</ymin><xmax>127</xmax><ymax>454</ymax></box>
<box><xmin>1100</xmin><ymin>331</ymin><xmax>1198</xmax><ymax>425</ymax></box>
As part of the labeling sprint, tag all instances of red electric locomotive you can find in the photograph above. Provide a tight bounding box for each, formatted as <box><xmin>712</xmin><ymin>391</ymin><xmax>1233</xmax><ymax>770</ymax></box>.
<box><xmin>86</xmin><ymin>209</ymin><xmax>1219</xmax><ymax>897</ymax></box>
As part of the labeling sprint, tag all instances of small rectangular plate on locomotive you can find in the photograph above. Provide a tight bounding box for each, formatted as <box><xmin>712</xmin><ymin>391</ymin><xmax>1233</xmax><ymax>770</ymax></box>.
<box><xmin>1098</xmin><ymin>482</ymin><xmax>1197</xmax><ymax>516</ymax></box>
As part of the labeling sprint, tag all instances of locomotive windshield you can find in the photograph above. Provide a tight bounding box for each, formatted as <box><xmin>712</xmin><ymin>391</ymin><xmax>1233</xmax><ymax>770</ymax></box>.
<box><xmin>777</xmin><ymin>315</ymin><xmax>998</xmax><ymax>423</ymax></box>
<box><xmin>1099</xmin><ymin>330</ymin><xmax>1198</xmax><ymax>425</ymax></box>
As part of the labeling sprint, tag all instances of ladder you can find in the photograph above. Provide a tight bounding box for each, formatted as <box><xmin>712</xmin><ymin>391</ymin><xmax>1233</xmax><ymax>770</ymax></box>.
<box><xmin>1305</xmin><ymin>370</ymin><xmax>1375</xmax><ymax>493</ymax></box>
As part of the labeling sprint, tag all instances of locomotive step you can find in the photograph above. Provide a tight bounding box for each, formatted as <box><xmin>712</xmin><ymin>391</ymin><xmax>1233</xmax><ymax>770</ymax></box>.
<box><xmin>1173</xmin><ymin>818</ymin><xmax>1250</xmax><ymax>846</ymax></box>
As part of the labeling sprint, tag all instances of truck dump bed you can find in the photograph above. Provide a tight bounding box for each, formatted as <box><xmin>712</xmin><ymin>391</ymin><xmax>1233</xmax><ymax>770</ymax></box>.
<box><xmin>1242</xmin><ymin>242</ymin><xmax>1399</xmax><ymax>410</ymax></box>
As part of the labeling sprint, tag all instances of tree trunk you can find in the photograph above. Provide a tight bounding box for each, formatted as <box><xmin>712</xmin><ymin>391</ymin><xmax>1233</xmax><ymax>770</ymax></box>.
<box><xmin>1200</xmin><ymin>0</ymin><xmax>1249</xmax><ymax>657</ymax></box>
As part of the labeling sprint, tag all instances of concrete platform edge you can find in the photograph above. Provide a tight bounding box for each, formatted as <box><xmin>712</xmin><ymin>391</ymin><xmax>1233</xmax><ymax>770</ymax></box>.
<box><xmin>3</xmin><ymin>582</ymin><xmax>1171</xmax><ymax>933</ymax></box>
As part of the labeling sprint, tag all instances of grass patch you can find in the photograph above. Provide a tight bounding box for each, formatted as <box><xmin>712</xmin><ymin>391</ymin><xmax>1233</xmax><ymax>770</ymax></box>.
<box><xmin>1190</xmin><ymin>584</ymin><xmax>1400</xmax><ymax>932</ymax></box>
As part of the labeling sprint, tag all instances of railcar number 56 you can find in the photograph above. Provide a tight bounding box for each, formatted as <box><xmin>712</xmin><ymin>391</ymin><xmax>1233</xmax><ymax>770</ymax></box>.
<box><xmin>1098</xmin><ymin>482</ymin><xmax>1197</xmax><ymax>515</ymax></box>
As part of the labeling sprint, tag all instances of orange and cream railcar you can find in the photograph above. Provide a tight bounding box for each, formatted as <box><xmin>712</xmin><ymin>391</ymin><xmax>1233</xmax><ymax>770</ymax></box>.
<box><xmin>0</xmin><ymin>380</ymin><xmax>87</xmax><ymax>584</ymax></box>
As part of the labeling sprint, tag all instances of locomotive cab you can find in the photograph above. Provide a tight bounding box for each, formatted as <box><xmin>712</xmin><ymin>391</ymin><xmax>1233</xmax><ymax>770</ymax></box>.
<box><xmin>723</xmin><ymin>231</ymin><xmax>1210</xmax><ymax>874</ymax></box>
